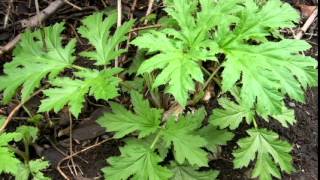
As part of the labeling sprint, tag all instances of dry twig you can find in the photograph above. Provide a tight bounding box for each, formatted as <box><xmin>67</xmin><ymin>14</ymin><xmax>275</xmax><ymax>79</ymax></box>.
<box><xmin>0</xmin><ymin>86</ymin><xmax>48</xmax><ymax>132</ymax></box>
<box><xmin>144</xmin><ymin>0</ymin><xmax>155</xmax><ymax>24</ymax></box>
<box><xmin>57</xmin><ymin>138</ymin><xmax>114</xmax><ymax>180</ymax></box>
<box><xmin>3</xmin><ymin>0</ymin><xmax>13</xmax><ymax>29</ymax></box>
<box><xmin>64</xmin><ymin>0</ymin><xmax>82</xmax><ymax>10</ymax></box>
<box><xmin>0</xmin><ymin>0</ymin><xmax>65</xmax><ymax>56</ymax></box>
<box><xmin>295</xmin><ymin>8</ymin><xmax>318</xmax><ymax>39</ymax></box>
<box><xmin>115</xmin><ymin>0</ymin><xmax>122</xmax><ymax>67</ymax></box>
<box><xmin>68</xmin><ymin>111</ymin><xmax>78</xmax><ymax>177</ymax></box>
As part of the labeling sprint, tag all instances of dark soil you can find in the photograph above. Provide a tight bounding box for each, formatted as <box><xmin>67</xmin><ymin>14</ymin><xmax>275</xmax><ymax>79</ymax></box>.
<box><xmin>0</xmin><ymin>0</ymin><xmax>318</xmax><ymax>180</ymax></box>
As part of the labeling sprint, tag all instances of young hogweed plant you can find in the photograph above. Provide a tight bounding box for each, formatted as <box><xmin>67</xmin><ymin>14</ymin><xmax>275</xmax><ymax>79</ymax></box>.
<box><xmin>128</xmin><ymin>0</ymin><xmax>318</xmax><ymax>180</ymax></box>
<box><xmin>0</xmin><ymin>11</ymin><xmax>134</xmax><ymax>118</ymax></box>
<box><xmin>0</xmin><ymin>0</ymin><xmax>318</xmax><ymax>180</ymax></box>
<box><xmin>97</xmin><ymin>91</ymin><xmax>233</xmax><ymax>179</ymax></box>
<box><xmin>0</xmin><ymin>11</ymin><xmax>134</xmax><ymax>178</ymax></box>
<box><xmin>0</xmin><ymin>125</ymin><xmax>50</xmax><ymax>179</ymax></box>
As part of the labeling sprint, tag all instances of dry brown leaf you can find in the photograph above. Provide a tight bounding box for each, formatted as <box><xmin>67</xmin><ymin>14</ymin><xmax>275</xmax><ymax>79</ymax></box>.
<box><xmin>299</xmin><ymin>4</ymin><xmax>317</xmax><ymax>18</ymax></box>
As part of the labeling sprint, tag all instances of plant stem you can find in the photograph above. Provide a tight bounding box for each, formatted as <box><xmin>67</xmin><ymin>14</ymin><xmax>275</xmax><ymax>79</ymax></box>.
<box><xmin>72</xmin><ymin>65</ymin><xmax>87</xmax><ymax>71</ymax></box>
<box><xmin>202</xmin><ymin>65</ymin><xmax>221</xmax><ymax>91</ymax></box>
<box><xmin>23</xmin><ymin>139</ymin><xmax>30</xmax><ymax>163</ymax></box>
<box><xmin>22</xmin><ymin>105</ymin><xmax>33</xmax><ymax>118</ymax></box>
<box><xmin>201</xmin><ymin>66</ymin><xmax>211</xmax><ymax>76</ymax></box>
<box><xmin>150</xmin><ymin>130</ymin><xmax>162</xmax><ymax>149</ymax></box>
<box><xmin>8</xmin><ymin>145</ymin><xmax>28</xmax><ymax>163</ymax></box>
<box><xmin>144</xmin><ymin>73</ymin><xmax>161</xmax><ymax>108</ymax></box>
<box><xmin>253</xmin><ymin>119</ymin><xmax>258</xmax><ymax>129</ymax></box>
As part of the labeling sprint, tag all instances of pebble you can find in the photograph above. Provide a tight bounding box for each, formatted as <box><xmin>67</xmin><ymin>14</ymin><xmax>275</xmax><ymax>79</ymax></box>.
<box><xmin>288</xmin><ymin>102</ymin><xmax>296</xmax><ymax>107</ymax></box>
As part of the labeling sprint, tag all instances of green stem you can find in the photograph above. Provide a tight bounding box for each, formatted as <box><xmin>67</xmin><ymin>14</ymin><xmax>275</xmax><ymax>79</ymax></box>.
<box><xmin>8</xmin><ymin>145</ymin><xmax>28</xmax><ymax>163</ymax></box>
<box><xmin>144</xmin><ymin>73</ymin><xmax>161</xmax><ymax>108</ymax></box>
<box><xmin>23</xmin><ymin>139</ymin><xmax>30</xmax><ymax>163</ymax></box>
<box><xmin>202</xmin><ymin>65</ymin><xmax>221</xmax><ymax>91</ymax></box>
<box><xmin>150</xmin><ymin>130</ymin><xmax>162</xmax><ymax>150</ymax></box>
<box><xmin>150</xmin><ymin>92</ymin><xmax>161</xmax><ymax>108</ymax></box>
<box><xmin>253</xmin><ymin>119</ymin><xmax>258</xmax><ymax>129</ymax></box>
<box><xmin>72</xmin><ymin>65</ymin><xmax>87</xmax><ymax>71</ymax></box>
<box><xmin>22</xmin><ymin>105</ymin><xmax>33</xmax><ymax>118</ymax></box>
<box><xmin>201</xmin><ymin>66</ymin><xmax>211</xmax><ymax>76</ymax></box>
<box><xmin>212</xmin><ymin>77</ymin><xmax>222</xmax><ymax>89</ymax></box>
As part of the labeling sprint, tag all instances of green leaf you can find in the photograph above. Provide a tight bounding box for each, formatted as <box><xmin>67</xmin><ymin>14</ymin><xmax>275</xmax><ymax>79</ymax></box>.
<box><xmin>38</xmin><ymin>78</ymin><xmax>87</xmax><ymax>118</ymax></box>
<box><xmin>0</xmin><ymin>132</ymin><xmax>22</xmax><ymax>146</ymax></box>
<box><xmin>210</xmin><ymin>97</ymin><xmax>255</xmax><ymax>130</ymax></box>
<box><xmin>78</xmin><ymin>12</ymin><xmax>134</xmax><ymax>65</ymax></box>
<box><xmin>216</xmin><ymin>0</ymin><xmax>317</xmax><ymax>116</ymax></box>
<box><xmin>126</xmin><ymin>50</ymin><xmax>145</xmax><ymax>75</ymax></box>
<box><xmin>16</xmin><ymin>126</ymin><xmax>39</xmax><ymax>143</ymax></box>
<box><xmin>162</xmin><ymin>109</ymin><xmax>208</xmax><ymax>167</ymax></box>
<box><xmin>132</xmin><ymin>0</ymin><xmax>220</xmax><ymax>106</ymax></box>
<box><xmin>39</xmin><ymin>68</ymin><xmax>122</xmax><ymax>118</ymax></box>
<box><xmin>0</xmin><ymin>22</ymin><xmax>76</xmax><ymax>104</ymax></box>
<box><xmin>103</xmin><ymin>141</ymin><xmax>172</xmax><ymax>180</ymax></box>
<box><xmin>0</xmin><ymin>132</ymin><xmax>23</xmax><ymax>175</ymax></box>
<box><xmin>198</xmin><ymin>124</ymin><xmax>234</xmax><ymax>153</ymax></box>
<box><xmin>218</xmin><ymin>0</ymin><xmax>299</xmax><ymax>46</ymax></box>
<box><xmin>221</xmin><ymin>39</ymin><xmax>318</xmax><ymax>115</ymax></box>
<box><xmin>197</xmin><ymin>0</ymin><xmax>242</xmax><ymax>30</ymax></box>
<box><xmin>257</xmin><ymin>104</ymin><xmax>297</xmax><ymax>128</ymax></box>
<box><xmin>0</xmin><ymin>147</ymin><xmax>22</xmax><ymax>175</ymax></box>
<box><xmin>270</xmin><ymin>106</ymin><xmax>296</xmax><ymax>128</ymax></box>
<box><xmin>97</xmin><ymin>91</ymin><xmax>163</xmax><ymax>138</ymax></box>
<box><xmin>15</xmin><ymin>164</ymin><xmax>30</xmax><ymax>180</ymax></box>
<box><xmin>29</xmin><ymin>159</ymin><xmax>51</xmax><ymax>180</ymax></box>
<box><xmin>169</xmin><ymin>163</ymin><xmax>219</xmax><ymax>180</ymax></box>
<box><xmin>233</xmin><ymin>128</ymin><xmax>294</xmax><ymax>180</ymax></box>
<box><xmin>121</xmin><ymin>77</ymin><xmax>144</xmax><ymax>93</ymax></box>
<box><xmin>75</xmin><ymin>68</ymin><xmax>123</xmax><ymax>100</ymax></box>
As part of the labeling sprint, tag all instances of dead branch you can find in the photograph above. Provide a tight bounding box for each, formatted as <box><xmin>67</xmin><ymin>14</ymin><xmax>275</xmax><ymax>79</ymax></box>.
<box><xmin>3</xmin><ymin>0</ymin><xmax>13</xmax><ymax>29</ymax></box>
<box><xmin>0</xmin><ymin>86</ymin><xmax>48</xmax><ymax>133</ymax></box>
<box><xmin>144</xmin><ymin>0</ymin><xmax>155</xmax><ymax>24</ymax></box>
<box><xmin>295</xmin><ymin>8</ymin><xmax>318</xmax><ymax>39</ymax></box>
<box><xmin>0</xmin><ymin>0</ymin><xmax>65</xmax><ymax>56</ymax></box>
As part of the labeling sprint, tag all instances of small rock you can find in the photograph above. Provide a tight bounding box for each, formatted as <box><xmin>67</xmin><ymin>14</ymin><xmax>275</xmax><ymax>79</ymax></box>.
<box><xmin>288</xmin><ymin>102</ymin><xmax>296</xmax><ymax>107</ymax></box>
<box><xmin>72</xmin><ymin>123</ymin><xmax>105</xmax><ymax>141</ymax></box>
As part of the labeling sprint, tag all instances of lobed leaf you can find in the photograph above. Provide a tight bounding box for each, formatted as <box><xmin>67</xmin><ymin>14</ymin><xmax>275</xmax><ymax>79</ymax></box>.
<box><xmin>103</xmin><ymin>141</ymin><xmax>172</xmax><ymax>180</ymax></box>
<box><xmin>233</xmin><ymin>128</ymin><xmax>294</xmax><ymax>180</ymax></box>
<box><xmin>169</xmin><ymin>163</ymin><xmax>219</xmax><ymax>180</ymax></box>
<box><xmin>0</xmin><ymin>23</ymin><xmax>76</xmax><ymax>104</ymax></box>
<box><xmin>198</xmin><ymin>124</ymin><xmax>234</xmax><ymax>153</ymax></box>
<box><xmin>39</xmin><ymin>68</ymin><xmax>122</xmax><ymax>118</ymax></box>
<box><xmin>78</xmin><ymin>12</ymin><xmax>134</xmax><ymax>65</ymax></box>
<box><xmin>97</xmin><ymin>91</ymin><xmax>163</xmax><ymax>138</ymax></box>
<box><xmin>162</xmin><ymin>109</ymin><xmax>208</xmax><ymax>167</ymax></box>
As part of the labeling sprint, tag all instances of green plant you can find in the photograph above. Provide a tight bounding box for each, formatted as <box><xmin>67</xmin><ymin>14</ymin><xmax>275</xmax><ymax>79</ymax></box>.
<box><xmin>0</xmin><ymin>0</ymin><xmax>318</xmax><ymax>179</ymax></box>
<box><xmin>0</xmin><ymin>125</ymin><xmax>50</xmax><ymax>179</ymax></box>
<box><xmin>97</xmin><ymin>91</ymin><xmax>232</xmax><ymax>179</ymax></box>
<box><xmin>0</xmin><ymin>11</ymin><xmax>134</xmax><ymax>118</ymax></box>
<box><xmin>0</xmin><ymin>11</ymin><xmax>134</xmax><ymax>179</ymax></box>
<box><xmin>129</xmin><ymin>0</ymin><xmax>317</xmax><ymax>179</ymax></box>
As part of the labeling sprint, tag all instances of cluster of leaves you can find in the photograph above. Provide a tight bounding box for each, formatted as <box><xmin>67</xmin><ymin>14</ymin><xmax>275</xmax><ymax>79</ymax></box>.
<box><xmin>97</xmin><ymin>91</ymin><xmax>233</xmax><ymax>179</ymax></box>
<box><xmin>0</xmin><ymin>11</ymin><xmax>134</xmax><ymax>179</ymax></box>
<box><xmin>130</xmin><ymin>0</ymin><xmax>318</xmax><ymax>179</ymax></box>
<box><xmin>0</xmin><ymin>11</ymin><xmax>134</xmax><ymax>118</ymax></box>
<box><xmin>0</xmin><ymin>0</ymin><xmax>318</xmax><ymax>179</ymax></box>
<box><xmin>0</xmin><ymin>125</ymin><xmax>50</xmax><ymax>179</ymax></box>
